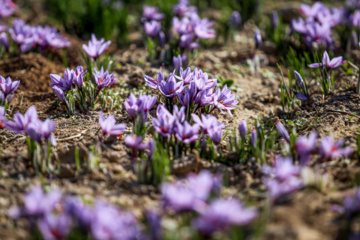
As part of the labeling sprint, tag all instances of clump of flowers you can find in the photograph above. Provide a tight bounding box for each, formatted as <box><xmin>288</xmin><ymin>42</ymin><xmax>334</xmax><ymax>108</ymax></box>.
<box><xmin>161</xmin><ymin>170</ymin><xmax>258</xmax><ymax>237</ymax></box>
<box><xmin>9</xmin><ymin>186</ymin><xmax>141</xmax><ymax>240</ymax></box>
<box><xmin>4</xmin><ymin>106</ymin><xmax>57</xmax><ymax>173</ymax></box>
<box><xmin>7</xmin><ymin>18</ymin><xmax>70</xmax><ymax>53</ymax></box>
<box><xmin>262</xmin><ymin>156</ymin><xmax>303</xmax><ymax>201</ymax></box>
<box><xmin>82</xmin><ymin>33</ymin><xmax>111</xmax><ymax>62</ymax></box>
<box><xmin>50</xmin><ymin>66</ymin><xmax>116</xmax><ymax>115</ymax></box>
<box><xmin>0</xmin><ymin>75</ymin><xmax>20</xmax><ymax>109</ymax></box>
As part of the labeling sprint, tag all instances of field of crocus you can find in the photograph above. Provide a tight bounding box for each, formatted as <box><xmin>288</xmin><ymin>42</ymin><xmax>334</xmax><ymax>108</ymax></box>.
<box><xmin>1</xmin><ymin>0</ymin><xmax>360</xmax><ymax>239</ymax></box>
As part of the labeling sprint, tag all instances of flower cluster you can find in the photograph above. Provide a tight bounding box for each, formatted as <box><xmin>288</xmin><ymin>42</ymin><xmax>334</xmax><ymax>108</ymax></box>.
<box><xmin>142</xmin><ymin>6</ymin><xmax>165</xmax><ymax>43</ymax></box>
<box><xmin>4</xmin><ymin>106</ymin><xmax>56</xmax><ymax>145</ymax></box>
<box><xmin>145</xmin><ymin>67</ymin><xmax>238</xmax><ymax>116</ymax></box>
<box><xmin>9</xmin><ymin>186</ymin><xmax>141</xmax><ymax>240</ymax></box>
<box><xmin>0</xmin><ymin>75</ymin><xmax>19</xmax><ymax>106</ymax></box>
<box><xmin>5</xmin><ymin>19</ymin><xmax>70</xmax><ymax>53</ymax></box>
<box><xmin>262</xmin><ymin>156</ymin><xmax>303</xmax><ymax>200</ymax></box>
<box><xmin>50</xmin><ymin>66</ymin><xmax>116</xmax><ymax>114</ymax></box>
<box><xmin>162</xmin><ymin>170</ymin><xmax>258</xmax><ymax>235</ymax></box>
<box><xmin>172</xmin><ymin>1</ymin><xmax>215</xmax><ymax>51</ymax></box>
<box><xmin>0</xmin><ymin>0</ymin><xmax>17</xmax><ymax>19</ymax></box>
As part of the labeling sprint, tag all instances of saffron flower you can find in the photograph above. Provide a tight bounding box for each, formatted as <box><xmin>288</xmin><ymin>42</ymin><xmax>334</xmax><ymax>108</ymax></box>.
<box><xmin>271</xmin><ymin>11</ymin><xmax>279</xmax><ymax>28</ymax></box>
<box><xmin>173</xmin><ymin>0</ymin><xmax>197</xmax><ymax>17</ymax></box>
<box><xmin>153</xmin><ymin>106</ymin><xmax>176</xmax><ymax>137</ymax></box>
<box><xmin>173</xmin><ymin>105</ymin><xmax>186</xmax><ymax>123</ymax></box>
<box><xmin>238</xmin><ymin>120</ymin><xmax>247</xmax><ymax>139</ymax></box>
<box><xmin>93</xmin><ymin>67</ymin><xmax>116</xmax><ymax>90</ymax></box>
<box><xmin>193</xmin><ymin>72</ymin><xmax>217</xmax><ymax>91</ymax></box>
<box><xmin>192</xmin><ymin>114</ymin><xmax>225</xmax><ymax>135</ymax></box>
<box><xmin>308</xmin><ymin>51</ymin><xmax>346</xmax><ymax>70</ymax></box>
<box><xmin>145</xmin><ymin>209</ymin><xmax>162</xmax><ymax>240</ymax></box>
<box><xmin>37</xmin><ymin>212</ymin><xmax>72</xmax><ymax>240</ymax></box>
<box><xmin>194</xmin><ymin>89</ymin><xmax>213</xmax><ymax>107</ymax></box>
<box><xmin>251</xmin><ymin>127</ymin><xmax>257</xmax><ymax>148</ymax></box>
<box><xmin>82</xmin><ymin>34</ymin><xmax>111</xmax><ymax>60</ymax></box>
<box><xmin>193</xmin><ymin>198</ymin><xmax>258</xmax><ymax>235</ymax></box>
<box><xmin>142</xmin><ymin>6</ymin><xmax>164</xmax><ymax>22</ymax></box>
<box><xmin>124</xmin><ymin>134</ymin><xmax>147</xmax><ymax>150</ymax></box>
<box><xmin>144</xmin><ymin>71</ymin><xmax>164</xmax><ymax>89</ymax></box>
<box><xmin>175</xmin><ymin>67</ymin><xmax>193</xmax><ymax>84</ymax></box>
<box><xmin>64</xmin><ymin>197</ymin><xmax>93</xmax><ymax>230</ymax></box>
<box><xmin>212</xmin><ymin>85</ymin><xmax>239</xmax><ymax>115</ymax></box>
<box><xmin>262</xmin><ymin>156</ymin><xmax>303</xmax><ymax>200</ymax></box>
<box><xmin>0</xmin><ymin>0</ymin><xmax>17</xmax><ymax>18</ymax></box>
<box><xmin>9</xmin><ymin>186</ymin><xmax>62</xmax><ymax>218</ymax></box>
<box><xmin>254</xmin><ymin>29</ymin><xmax>262</xmax><ymax>48</ymax></box>
<box><xmin>90</xmin><ymin>200</ymin><xmax>140</xmax><ymax>240</ymax></box>
<box><xmin>319</xmin><ymin>135</ymin><xmax>353</xmax><ymax>160</ymax></box>
<box><xmin>144</xmin><ymin>20</ymin><xmax>161</xmax><ymax>38</ymax></box>
<box><xmin>9</xmin><ymin>19</ymin><xmax>35</xmax><ymax>52</ymax></box>
<box><xmin>295</xmin><ymin>131</ymin><xmax>317</xmax><ymax>165</ymax></box>
<box><xmin>158</xmin><ymin>73</ymin><xmax>184</xmax><ymax>98</ymax></box>
<box><xmin>175</xmin><ymin>121</ymin><xmax>199</xmax><ymax>144</ymax></box>
<box><xmin>4</xmin><ymin>105</ymin><xmax>38</xmax><ymax>134</ymax></box>
<box><xmin>275</xmin><ymin>119</ymin><xmax>290</xmax><ymax>143</ymax></box>
<box><xmin>50</xmin><ymin>69</ymin><xmax>75</xmax><ymax>91</ymax></box>
<box><xmin>0</xmin><ymin>32</ymin><xmax>9</xmax><ymax>51</ymax></box>
<box><xmin>173</xmin><ymin>55</ymin><xmax>188</xmax><ymax>72</ymax></box>
<box><xmin>176</xmin><ymin>82</ymin><xmax>196</xmax><ymax>107</ymax></box>
<box><xmin>99</xmin><ymin>111</ymin><xmax>126</xmax><ymax>136</ymax></box>
<box><xmin>0</xmin><ymin>75</ymin><xmax>20</xmax><ymax>102</ymax></box>
<box><xmin>229</xmin><ymin>11</ymin><xmax>242</xmax><ymax>26</ymax></box>
<box><xmin>161</xmin><ymin>170</ymin><xmax>220</xmax><ymax>212</ymax></box>
<box><xmin>124</xmin><ymin>93</ymin><xmax>156</xmax><ymax>120</ymax></box>
<box><xmin>25</xmin><ymin>118</ymin><xmax>57</xmax><ymax>146</ymax></box>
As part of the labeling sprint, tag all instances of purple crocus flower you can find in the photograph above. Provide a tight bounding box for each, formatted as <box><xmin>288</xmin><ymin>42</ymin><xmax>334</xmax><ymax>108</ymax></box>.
<box><xmin>124</xmin><ymin>134</ymin><xmax>148</xmax><ymax>150</ymax></box>
<box><xmin>212</xmin><ymin>85</ymin><xmax>239</xmax><ymax>115</ymax></box>
<box><xmin>194</xmin><ymin>18</ymin><xmax>216</xmax><ymax>39</ymax></box>
<box><xmin>238</xmin><ymin>120</ymin><xmax>247</xmax><ymax>139</ymax></box>
<box><xmin>144</xmin><ymin>71</ymin><xmax>164</xmax><ymax>89</ymax></box>
<box><xmin>173</xmin><ymin>105</ymin><xmax>186</xmax><ymax>123</ymax></box>
<box><xmin>93</xmin><ymin>67</ymin><xmax>116</xmax><ymax>90</ymax></box>
<box><xmin>194</xmin><ymin>89</ymin><xmax>213</xmax><ymax>107</ymax></box>
<box><xmin>90</xmin><ymin>200</ymin><xmax>139</xmax><ymax>240</ymax></box>
<box><xmin>180</xmin><ymin>33</ymin><xmax>200</xmax><ymax>50</ymax></box>
<box><xmin>173</xmin><ymin>0</ymin><xmax>197</xmax><ymax>17</ymax></box>
<box><xmin>82</xmin><ymin>34</ymin><xmax>111</xmax><ymax>60</ymax></box>
<box><xmin>43</xmin><ymin>32</ymin><xmax>71</xmax><ymax>49</ymax></box>
<box><xmin>275</xmin><ymin>119</ymin><xmax>290</xmax><ymax>143</ymax></box>
<box><xmin>25</xmin><ymin>118</ymin><xmax>57</xmax><ymax>146</ymax></box>
<box><xmin>175</xmin><ymin>121</ymin><xmax>199</xmax><ymax>144</ymax></box>
<box><xmin>9</xmin><ymin>19</ymin><xmax>35</xmax><ymax>52</ymax></box>
<box><xmin>341</xmin><ymin>188</ymin><xmax>360</xmax><ymax>218</ymax></box>
<box><xmin>262</xmin><ymin>156</ymin><xmax>301</xmax><ymax>181</ymax></box>
<box><xmin>300</xmin><ymin>2</ymin><xmax>326</xmax><ymax>19</ymax></box>
<box><xmin>0</xmin><ymin>32</ymin><xmax>9</xmax><ymax>51</ymax></box>
<box><xmin>37</xmin><ymin>212</ymin><xmax>72</xmax><ymax>240</ymax></box>
<box><xmin>145</xmin><ymin>20</ymin><xmax>161</xmax><ymax>38</ymax></box>
<box><xmin>49</xmin><ymin>69</ymin><xmax>74</xmax><ymax>92</ymax></box>
<box><xmin>73</xmin><ymin>66</ymin><xmax>87</xmax><ymax>90</ymax></box>
<box><xmin>53</xmin><ymin>86</ymin><xmax>67</xmax><ymax>107</ymax></box>
<box><xmin>0</xmin><ymin>75</ymin><xmax>20</xmax><ymax>101</ymax></box>
<box><xmin>291</xmin><ymin>89</ymin><xmax>308</xmax><ymax>101</ymax></box>
<box><xmin>0</xmin><ymin>0</ymin><xmax>17</xmax><ymax>18</ymax></box>
<box><xmin>9</xmin><ymin>186</ymin><xmax>62</xmax><ymax>218</ymax></box>
<box><xmin>319</xmin><ymin>135</ymin><xmax>353</xmax><ymax>160</ymax></box>
<box><xmin>193</xmin><ymin>198</ymin><xmax>258</xmax><ymax>235</ymax></box>
<box><xmin>263</xmin><ymin>175</ymin><xmax>303</xmax><ymax>200</ymax></box>
<box><xmin>192</xmin><ymin>114</ymin><xmax>225</xmax><ymax>136</ymax></box>
<box><xmin>295</xmin><ymin>131</ymin><xmax>317</xmax><ymax>165</ymax></box>
<box><xmin>4</xmin><ymin>105</ymin><xmax>38</xmax><ymax>134</ymax></box>
<box><xmin>194</xmin><ymin>72</ymin><xmax>217</xmax><ymax>92</ymax></box>
<box><xmin>229</xmin><ymin>11</ymin><xmax>242</xmax><ymax>26</ymax></box>
<box><xmin>64</xmin><ymin>196</ymin><xmax>93</xmax><ymax>230</ymax></box>
<box><xmin>173</xmin><ymin>55</ymin><xmax>188</xmax><ymax>72</ymax></box>
<box><xmin>142</xmin><ymin>6</ymin><xmax>165</xmax><ymax>22</ymax></box>
<box><xmin>99</xmin><ymin>111</ymin><xmax>126</xmax><ymax>136</ymax></box>
<box><xmin>294</xmin><ymin>70</ymin><xmax>305</xmax><ymax>89</ymax></box>
<box><xmin>187</xmin><ymin>170</ymin><xmax>222</xmax><ymax>200</ymax></box>
<box><xmin>262</xmin><ymin>156</ymin><xmax>303</xmax><ymax>200</ymax></box>
<box><xmin>175</xmin><ymin>67</ymin><xmax>193</xmax><ymax>84</ymax></box>
<box><xmin>177</xmin><ymin>82</ymin><xmax>196</xmax><ymax>107</ymax></box>
<box><xmin>271</xmin><ymin>11</ymin><xmax>279</xmax><ymax>28</ymax></box>
<box><xmin>153</xmin><ymin>105</ymin><xmax>176</xmax><ymax>137</ymax></box>
<box><xmin>308</xmin><ymin>51</ymin><xmax>346</xmax><ymax>70</ymax></box>
<box><xmin>124</xmin><ymin>93</ymin><xmax>144</xmax><ymax>120</ymax></box>
<box><xmin>158</xmin><ymin>73</ymin><xmax>184</xmax><ymax>98</ymax></box>
<box><xmin>254</xmin><ymin>29</ymin><xmax>262</xmax><ymax>48</ymax></box>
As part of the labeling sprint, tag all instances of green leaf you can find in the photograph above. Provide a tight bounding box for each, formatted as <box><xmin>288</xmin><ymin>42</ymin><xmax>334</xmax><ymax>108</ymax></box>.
<box><xmin>221</xmin><ymin>79</ymin><xmax>234</xmax><ymax>88</ymax></box>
